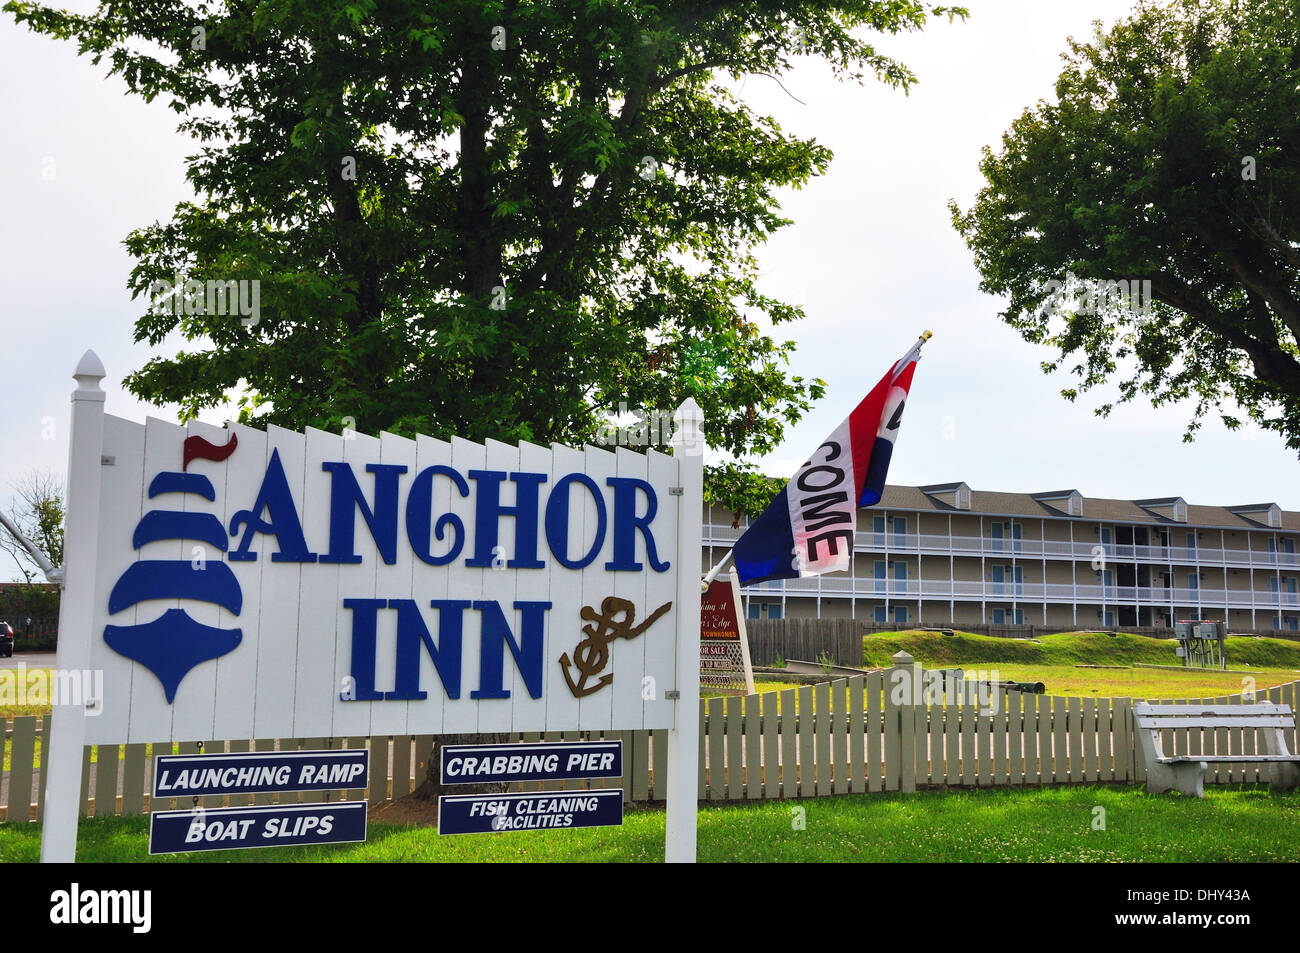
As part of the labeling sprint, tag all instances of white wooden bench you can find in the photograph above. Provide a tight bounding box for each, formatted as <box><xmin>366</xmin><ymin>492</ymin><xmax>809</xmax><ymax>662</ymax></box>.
<box><xmin>1133</xmin><ymin>702</ymin><xmax>1300</xmax><ymax>797</ymax></box>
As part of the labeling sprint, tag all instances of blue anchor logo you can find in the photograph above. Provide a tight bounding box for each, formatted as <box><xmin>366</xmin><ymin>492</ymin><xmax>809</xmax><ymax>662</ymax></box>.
<box><xmin>102</xmin><ymin>434</ymin><xmax>243</xmax><ymax>703</ymax></box>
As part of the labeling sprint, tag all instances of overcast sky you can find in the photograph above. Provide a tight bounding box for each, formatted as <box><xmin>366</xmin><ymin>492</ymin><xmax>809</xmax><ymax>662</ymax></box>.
<box><xmin>2</xmin><ymin>0</ymin><xmax>1297</xmax><ymax>547</ymax></box>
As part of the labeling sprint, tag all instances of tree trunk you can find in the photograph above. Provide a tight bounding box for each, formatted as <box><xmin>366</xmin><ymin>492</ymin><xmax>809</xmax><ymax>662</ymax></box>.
<box><xmin>410</xmin><ymin>733</ymin><xmax>512</xmax><ymax>803</ymax></box>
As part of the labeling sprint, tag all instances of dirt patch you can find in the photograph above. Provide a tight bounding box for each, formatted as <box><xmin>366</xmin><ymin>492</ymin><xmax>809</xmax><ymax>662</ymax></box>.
<box><xmin>370</xmin><ymin>795</ymin><xmax>440</xmax><ymax>828</ymax></box>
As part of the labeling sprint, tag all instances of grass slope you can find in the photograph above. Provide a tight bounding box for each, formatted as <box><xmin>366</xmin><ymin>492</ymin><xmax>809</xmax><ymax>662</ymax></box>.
<box><xmin>3</xmin><ymin>787</ymin><xmax>1297</xmax><ymax>863</ymax></box>
<box><xmin>862</xmin><ymin>629</ymin><xmax>1300</xmax><ymax>670</ymax></box>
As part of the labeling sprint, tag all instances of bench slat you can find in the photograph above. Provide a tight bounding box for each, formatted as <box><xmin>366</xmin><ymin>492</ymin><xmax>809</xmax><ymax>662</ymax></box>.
<box><xmin>1157</xmin><ymin>754</ymin><xmax>1300</xmax><ymax>764</ymax></box>
<box><xmin>1133</xmin><ymin>696</ymin><xmax>1284</xmax><ymax>712</ymax></box>
<box><xmin>1132</xmin><ymin>703</ymin><xmax>1292</xmax><ymax>716</ymax></box>
<box><xmin>1136</xmin><ymin>716</ymin><xmax>1295</xmax><ymax>730</ymax></box>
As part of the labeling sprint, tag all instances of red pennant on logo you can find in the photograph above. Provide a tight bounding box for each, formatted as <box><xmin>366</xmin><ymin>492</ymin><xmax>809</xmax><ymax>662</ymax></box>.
<box><xmin>183</xmin><ymin>433</ymin><xmax>238</xmax><ymax>471</ymax></box>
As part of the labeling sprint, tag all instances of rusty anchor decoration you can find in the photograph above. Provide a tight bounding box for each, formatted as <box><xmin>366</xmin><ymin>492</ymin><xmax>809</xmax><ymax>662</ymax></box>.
<box><xmin>560</xmin><ymin>596</ymin><xmax>673</xmax><ymax>697</ymax></box>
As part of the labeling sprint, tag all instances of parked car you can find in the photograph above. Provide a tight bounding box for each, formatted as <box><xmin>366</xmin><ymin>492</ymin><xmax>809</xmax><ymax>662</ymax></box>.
<box><xmin>0</xmin><ymin>621</ymin><xmax>13</xmax><ymax>657</ymax></box>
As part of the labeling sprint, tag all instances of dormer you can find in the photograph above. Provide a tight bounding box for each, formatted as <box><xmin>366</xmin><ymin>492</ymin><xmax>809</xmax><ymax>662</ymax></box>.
<box><xmin>1033</xmin><ymin>489</ymin><xmax>1084</xmax><ymax>517</ymax></box>
<box><xmin>921</xmin><ymin>482</ymin><xmax>971</xmax><ymax>511</ymax></box>
<box><xmin>1228</xmin><ymin>503</ymin><xmax>1282</xmax><ymax>528</ymax></box>
<box><xmin>1135</xmin><ymin>497</ymin><xmax>1188</xmax><ymax>523</ymax></box>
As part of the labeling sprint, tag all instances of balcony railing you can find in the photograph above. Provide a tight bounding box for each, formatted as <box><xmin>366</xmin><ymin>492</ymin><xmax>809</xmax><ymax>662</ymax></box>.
<box><xmin>748</xmin><ymin>576</ymin><xmax>1300</xmax><ymax>609</ymax></box>
<box><xmin>703</xmin><ymin>524</ymin><xmax>1300</xmax><ymax>570</ymax></box>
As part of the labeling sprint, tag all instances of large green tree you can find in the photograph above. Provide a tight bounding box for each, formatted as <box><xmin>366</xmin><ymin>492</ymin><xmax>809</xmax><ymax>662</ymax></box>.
<box><xmin>951</xmin><ymin>0</ymin><xmax>1300</xmax><ymax>448</ymax></box>
<box><xmin>9</xmin><ymin>0</ymin><xmax>963</xmax><ymax>516</ymax></box>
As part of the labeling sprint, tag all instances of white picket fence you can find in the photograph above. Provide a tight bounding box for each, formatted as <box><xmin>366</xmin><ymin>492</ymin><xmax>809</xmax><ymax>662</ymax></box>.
<box><xmin>4</xmin><ymin>653</ymin><xmax>1297</xmax><ymax>821</ymax></box>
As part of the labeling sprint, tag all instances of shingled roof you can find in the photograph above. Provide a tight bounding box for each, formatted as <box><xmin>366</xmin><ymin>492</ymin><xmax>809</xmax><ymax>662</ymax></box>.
<box><xmin>874</xmin><ymin>484</ymin><xmax>1300</xmax><ymax>532</ymax></box>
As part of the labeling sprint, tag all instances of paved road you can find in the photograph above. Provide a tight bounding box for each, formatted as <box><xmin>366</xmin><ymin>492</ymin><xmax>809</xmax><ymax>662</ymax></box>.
<box><xmin>1</xmin><ymin>652</ymin><xmax>57</xmax><ymax>669</ymax></box>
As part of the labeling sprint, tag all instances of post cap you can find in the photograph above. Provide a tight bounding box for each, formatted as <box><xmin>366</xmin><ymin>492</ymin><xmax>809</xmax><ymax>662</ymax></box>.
<box><xmin>72</xmin><ymin>350</ymin><xmax>106</xmax><ymax>402</ymax></box>
<box><xmin>891</xmin><ymin>650</ymin><xmax>915</xmax><ymax>665</ymax></box>
<box><xmin>670</xmin><ymin>397</ymin><xmax>705</xmax><ymax>456</ymax></box>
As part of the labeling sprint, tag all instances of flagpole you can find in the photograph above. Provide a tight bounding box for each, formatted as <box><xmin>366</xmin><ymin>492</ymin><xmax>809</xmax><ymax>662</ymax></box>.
<box><xmin>700</xmin><ymin>329</ymin><xmax>933</xmax><ymax>593</ymax></box>
<box><xmin>700</xmin><ymin>549</ymin><xmax>733</xmax><ymax>591</ymax></box>
<box><xmin>891</xmin><ymin>329</ymin><xmax>933</xmax><ymax>381</ymax></box>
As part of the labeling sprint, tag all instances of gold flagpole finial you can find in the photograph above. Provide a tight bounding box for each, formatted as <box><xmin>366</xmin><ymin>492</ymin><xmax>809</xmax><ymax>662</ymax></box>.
<box><xmin>921</xmin><ymin>329</ymin><xmax>933</xmax><ymax>342</ymax></box>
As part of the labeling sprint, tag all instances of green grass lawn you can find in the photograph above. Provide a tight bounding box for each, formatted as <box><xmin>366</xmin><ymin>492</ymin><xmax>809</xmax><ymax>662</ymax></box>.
<box><xmin>0</xmin><ymin>668</ymin><xmax>55</xmax><ymax>720</ymax></box>
<box><xmin>861</xmin><ymin>629</ymin><xmax>1300</xmax><ymax>670</ymax></box>
<box><xmin>2</xmin><ymin>786</ymin><xmax>1296</xmax><ymax>862</ymax></box>
<box><xmin>972</xmin><ymin>662</ymin><xmax>1299</xmax><ymax>699</ymax></box>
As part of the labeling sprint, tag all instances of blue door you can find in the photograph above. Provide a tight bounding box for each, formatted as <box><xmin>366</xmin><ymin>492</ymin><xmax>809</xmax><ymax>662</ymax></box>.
<box><xmin>873</xmin><ymin>515</ymin><xmax>886</xmax><ymax>547</ymax></box>
<box><xmin>874</xmin><ymin>560</ymin><xmax>886</xmax><ymax>594</ymax></box>
<box><xmin>874</xmin><ymin>606</ymin><xmax>886</xmax><ymax>623</ymax></box>
<box><xmin>893</xmin><ymin>606</ymin><xmax>907</xmax><ymax>625</ymax></box>
<box><xmin>990</xmin><ymin>521</ymin><xmax>1004</xmax><ymax>552</ymax></box>
<box><xmin>892</xmin><ymin>517</ymin><xmax>907</xmax><ymax>548</ymax></box>
<box><xmin>1011</xmin><ymin>522</ymin><xmax>1023</xmax><ymax>554</ymax></box>
<box><xmin>992</xmin><ymin>608</ymin><xmax>1006</xmax><ymax>625</ymax></box>
<box><xmin>991</xmin><ymin>565</ymin><xmax>1005</xmax><ymax>596</ymax></box>
<box><xmin>1013</xmin><ymin>565</ymin><xmax>1024</xmax><ymax>596</ymax></box>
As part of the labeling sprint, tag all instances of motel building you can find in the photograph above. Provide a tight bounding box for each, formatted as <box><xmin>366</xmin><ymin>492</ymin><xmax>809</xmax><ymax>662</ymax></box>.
<box><xmin>704</xmin><ymin>483</ymin><xmax>1300</xmax><ymax>633</ymax></box>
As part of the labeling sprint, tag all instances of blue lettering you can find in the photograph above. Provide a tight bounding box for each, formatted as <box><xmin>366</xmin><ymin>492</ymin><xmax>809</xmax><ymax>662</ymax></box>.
<box><xmin>465</xmin><ymin>470</ymin><xmax>547</xmax><ymax>568</ymax></box>
<box><xmin>605</xmin><ymin>477</ymin><xmax>669</xmax><ymax>572</ymax></box>
<box><xmin>405</xmin><ymin>465</ymin><xmax>470</xmax><ymax>565</ymax></box>
<box><xmin>321</xmin><ymin>462</ymin><xmax>407</xmax><ymax>564</ymax></box>
<box><xmin>544</xmin><ymin>473</ymin><xmax>607</xmax><ymax>569</ymax></box>
<box><xmin>228</xmin><ymin>449</ymin><xmax>318</xmax><ymax>562</ymax></box>
<box><xmin>386</xmin><ymin>599</ymin><xmax>469</xmax><ymax>700</ymax></box>
<box><xmin>470</xmin><ymin>601</ymin><xmax>550</xmax><ymax>699</ymax></box>
<box><xmin>342</xmin><ymin>599</ymin><xmax>386</xmax><ymax>700</ymax></box>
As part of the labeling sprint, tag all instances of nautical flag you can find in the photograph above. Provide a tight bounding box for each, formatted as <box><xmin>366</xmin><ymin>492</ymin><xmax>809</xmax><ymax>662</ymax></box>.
<box><xmin>732</xmin><ymin>336</ymin><xmax>926</xmax><ymax>587</ymax></box>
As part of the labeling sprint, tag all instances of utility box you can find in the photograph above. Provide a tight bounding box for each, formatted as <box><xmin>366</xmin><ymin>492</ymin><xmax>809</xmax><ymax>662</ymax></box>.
<box><xmin>1174</xmin><ymin>618</ymin><xmax>1226</xmax><ymax>671</ymax></box>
